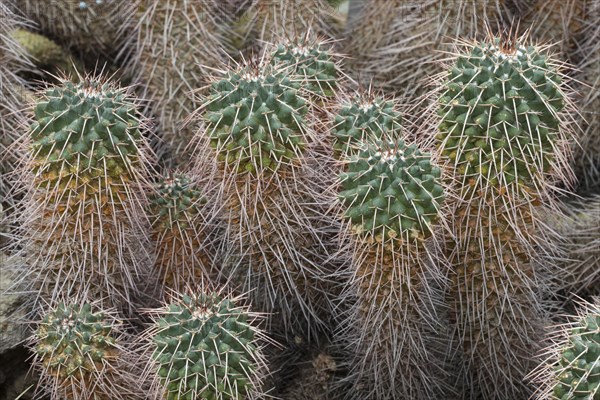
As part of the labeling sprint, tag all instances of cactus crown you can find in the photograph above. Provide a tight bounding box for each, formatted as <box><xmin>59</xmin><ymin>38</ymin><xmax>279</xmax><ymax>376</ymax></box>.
<box><xmin>150</xmin><ymin>174</ymin><xmax>206</xmax><ymax>231</ymax></box>
<box><xmin>152</xmin><ymin>293</ymin><xmax>262</xmax><ymax>400</ymax></box>
<box><xmin>333</xmin><ymin>92</ymin><xmax>402</xmax><ymax>158</ymax></box>
<box><xmin>339</xmin><ymin>139</ymin><xmax>444</xmax><ymax>243</ymax></box>
<box><xmin>31</xmin><ymin>77</ymin><xmax>142</xmax><ymax>183</ymax></box>
<box><xmin>204</xmin><ymin>60</ymin><xmax>308</xmax><ymax>174</ymax></box>
<box><xmin>35</xmin><ymin>303</ymin><xmax>118</xmax><ymax>380</ymax></box>
<box><xmin>438</xmin><ymin>36</ymin><xmax>565</xmax><ymax>192</ymax></box>
<box><xmin>270</xmin><ymin>37</ymin><xmax>339</xmax><ymax>97</ymax></box>
<box><xmin>553</xmin><ymin>310</ymin><xmax>600</xmax><ymax>400</ymax></box>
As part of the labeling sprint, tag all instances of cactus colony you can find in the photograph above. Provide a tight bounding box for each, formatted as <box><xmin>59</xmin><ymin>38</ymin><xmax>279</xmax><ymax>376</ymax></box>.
<box><xmin>1</xmin><ymin>1</ymin><xmax>599</xmax><ymax>400</ymax></box>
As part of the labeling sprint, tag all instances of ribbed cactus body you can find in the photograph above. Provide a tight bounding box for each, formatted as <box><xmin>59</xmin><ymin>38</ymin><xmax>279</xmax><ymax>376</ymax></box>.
<box><xmin>205</xmin><ymin>64</ymin><xmax>307</xmax><ymax>174</ymax></box>
<box><xmin>437</xmin><ymin>36</ymin><xmax>575</xmax><ymax>399</ymax></box>
<box><xmin>438</xmin><ymin>39</ymin><xmax>566</xmax><ymax>193</ymax></box>
<box><xmin>31</xmin><ymin>302</ymin><xmax>138</xmax><ymax>400</ymax></box>
<box><xmin>150</xmin><ymin>173</ymin><xmax>212</xmax><ymax>292</ymax></box>
<box><xmin>337</xmin><ymin>139</ymin><xmax>447</xmax><ymax>399</ymax></box>
<box><xmin>11</xmin><ymin>29</ymin><xmax>78</xmax><ymax>78</ymax></box>
<box><xmin>149</xmin><ymin>293</ymin><xmax>266</xmax><ymax>400</ymax></box>
<box><xmin>333</xmin><ymin>94</ymin><xmax>402</xmax><ymax>158</ymax></box>
<box><xmin>127</xmin><ymin>0</ymin><xmax>230</xmax><ymax>165</ymax></box>
<box><xmin>271</xmin><ymin>38</ymin><xmax>339</xmax><ymax>97</ymax></box>
<box><xmin>339</xmin><ymin>140</ymin><xmax>443</xmax><ymax>242</ymax></box>
<box><xmin>234</xmin><ymin>0</ymin><xmax>341</xmax><ymax>54</ymax></box>
<box><xmin>19</xmin><ymin>77</ymin><xmax>153</xmax><ymax>311</ymax></box>
<box><xmin>10</xmin><ymin>0</ymin><xmax>135</xmax><ymax>56</ymax></box>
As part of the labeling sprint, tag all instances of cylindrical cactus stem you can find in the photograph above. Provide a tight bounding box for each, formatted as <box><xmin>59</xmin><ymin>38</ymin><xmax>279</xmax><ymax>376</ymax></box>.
<box><xmin>0</xmin><ymin>3</ymin><xmax>31</xmax><ymax>211</ymax></box>
<box><xmin>331</xmin><ymin>90</ymin><xmax>402</xmax><ymax>159</ymax></box>
<box><xmin>336</xmin><ymin>138</ymin><xmax>448</xmax><ymax>400</ymax></box>
<box><xmin>234</xmin><ymin>0</ymin><xmax>342</xmax><ymax>55</ymax></box>
<box><xmin>29</xmin><ymin>301</ymin><xmax>142</xmax><ymax>400</ymax></box>
<box><xmin>548</xmin><ymin>195</ymin><xmax>600</xmax><ymax>297</ymax></box>
<box><xmin>435</xmin><ymin>30</ymin><xmax>577</xmax><ymax>399</ymax></box>
<box><xmin>149</xmin><ymin>172</ymin><xmax>216</xmax><ymax>293</ymax></box>
<box><xmin>529</xmin><ymin>297</ymin><xmax>600</xmax><ymax>400</ymax></box>
<box><xmin>14</xmin><ymin>75</ymin><xmax>154</xmax><ymax>312</ymax></box>
<box><xmin>343</xmin><ymin>0</ymin><xmax>508</xmax><ymax>98</ymax></box>
<box><xmin>123</xmin><ymin>0</ymin><xmax>231</xmax><ymax>166</ymax></box>
<box><xmin>191</xmin><ymin>58</ymin><xmax>340</xmax><ymax>339</ymax></box>
<box><xmin>8</xmin><ymin>0</ymin><xmax>136</xmax><ymax>57</ymax></box>
<box><xmin>141</xmin><ymin>290</ymin><xmax>270</xmax><ymax>400</ymax></box>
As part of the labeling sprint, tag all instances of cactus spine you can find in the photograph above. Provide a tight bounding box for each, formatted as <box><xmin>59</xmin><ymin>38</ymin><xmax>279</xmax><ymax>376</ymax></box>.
<box><xmin>30</xmin><ymin>302</ymin><xmax>140</xmax><ymax>400</ymax></box>
<box><xmin>336</xmin><ymin>138</ymin><xmax>447</xmax><ymax>399</ymax></box>
<box><xmin>143</xmin><ymin>291</ymin><xmax>268</xmax><ymax>400</ymax></box>
<box><xmin>192</xmin><ymin>59</ymin><xmax>339</xmax><ymax>339</ymax></box>
<box><xmin>436</xmin><ymin>32</ymin><xmax>575</xmax><ymax>399</ymax></box>
<box><xmin>16</xmin><ymin>76</ymin><xmax>153</xmax><ymax>311</ymax></box>
<box><xmin>149</xmin><ymin>173</ymin><xmax>214</xmax><ymax>293</ymax></box>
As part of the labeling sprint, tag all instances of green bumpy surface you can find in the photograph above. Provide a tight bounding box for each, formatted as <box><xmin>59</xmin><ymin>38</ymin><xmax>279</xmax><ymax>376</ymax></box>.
<box><xmin>35</xmin><ymin>303</ymin><xmax>116</xmax><ymax>379</ymax></box>
<box><xmin>205</xmin><ymin>64</ymin><xmax>307</xmax><ymax>174</ymax></box>
<box><xmin>153</xmin><ymin>294</ymin><xmax>257</xmax><ymax>400</ymax></box>
<box><xmin>150</xmin><ymin>174</ymin><xmax>205</xmax><ymax>231</ymax></box>
<box><xmin>554</xmin><ymin>314</ymin><xmax>600</xmax><ymax>400</ymax></box>
<box><xmin>31</xmin><ymin>79</ymin><xmax>141</xmax><ymax>181</ymax></box>
<box><xmin>339</xmin><ymin>139</ymin><xmax>444</xmax><ymax>242</ymax></box>
<box><xmin>271</xmin><ymin>41</ymin><xmax>338</xmax><ymax>97</ymax></box>
<box><xmin>333</xmin><ymin>95</ymin><xmax>402</xmax><ymax>157</ymax></box>
<box><xmin>438</xmin><ymin>41</ymin><xmax>565</xmax><ymax>188</ymax></box>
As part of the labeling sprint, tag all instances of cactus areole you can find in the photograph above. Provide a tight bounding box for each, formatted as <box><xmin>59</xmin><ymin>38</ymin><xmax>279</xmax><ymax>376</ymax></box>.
<box><xmin>438</xmin><ymin>39</ymin><xmax>565</xmax><ymax>190</ymax></box>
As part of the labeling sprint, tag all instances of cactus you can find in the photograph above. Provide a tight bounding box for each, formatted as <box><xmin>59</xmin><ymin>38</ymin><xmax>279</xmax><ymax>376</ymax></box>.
<box><xmin>529</xmin><ymin>297</ymin><xmax>600</xmax><ymax>400</ymax></box>
<box><xmin>204</xmin><ymin>60</ymin><xmax>307</xmax><ymax>174</ymax></box>
<box><xmin>436</xmin><ymin>32</ymin><xmax>576</xmax><ymax>399</ymax></box>
<box><xmin>549</xmin><ymin>195</ymin><xmax>600</xmax><ymax>297</ymax></box>
<box><xmin>15</xmin><ymin>76</ymin><xmax>154</xmax><ymax>312</ymax></box>
<box><xmin>336</xmin><ymin>138</ymin><xmax>448</xmax><ymax>399</ymax></box>
<box><xmin>270</xmin><ymin>35</ymin><xmax>341</xmax><ymax>98</ymax></box>
<box><xmin>233</xmin><ymin>0</ymin><xmax>342</xmax><ymax>54</ymax></box>
<box><xmin>9</xmin><ymin>0</ymin><xmax>136</xmax><ymax>56</ymax></box>
<box><xmin>343</xmin><ymin>0</ymin><xmax>507</xmax><ymax>98</ymax></box>
<box><xmin>11</xmin><ymin>28</ymin><xmax>79</xmax><ymax>79</ymax></box>
<box><xmin>0</xmin><ymin>3</ymin><xmax>30</xmax><ymax>210</ymax></box>
<box><xmin>332</xmin><ymin>91</ymin><xmax>402</xmax><ymax>158</ymax></box>
<box><xmin>149</xmin><ymin>173</ymin><xmax>214</xmax><ymax>293</ymax></box>
<box><xmin>124</xmin><ymin>0</ymin><xmax>231</xmax><ymax>166</ymax></box>
<box><xmin>144</xmin><ymin>291</ymin><xmax>268</xmax><ymax>400</ymax></box>
<box><xmin>511</xmin><ymin>0</ymin><xmax>587</xmax><ymax>60</ymax></box>
<box><xmin>30</xmin><ymin>302</ymin><xmax>140</xmax><ymax>400</ymax></box>
<box><xmin>572</xmin><ymin>2</ymin><xmax>600</xmax><ymax>192</ymax></box>
<box><xmin>192</xmin><ymin>58</ymin><xmax>339</xmax><ymax>339</ymax></box>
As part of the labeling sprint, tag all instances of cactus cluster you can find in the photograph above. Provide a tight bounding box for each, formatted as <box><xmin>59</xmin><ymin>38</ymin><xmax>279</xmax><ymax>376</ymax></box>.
<box><xmin>146</xmin><ymin>292</ymin><xmax>267</xmax><ymax>400</ymax></box>
<box><xmin>3</xmin><ymin>2</ymin><xmax>600</xmax><ymax>400</ymax></box>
